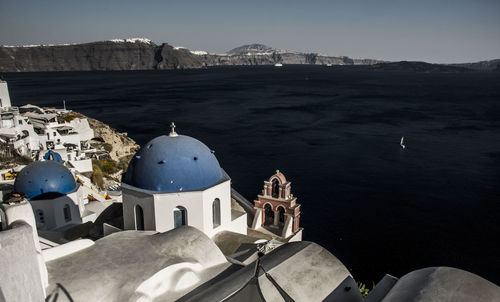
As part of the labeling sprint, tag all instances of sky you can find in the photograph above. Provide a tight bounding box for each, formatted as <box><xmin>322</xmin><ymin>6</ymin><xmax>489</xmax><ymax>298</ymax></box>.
<box><xmin>0</xmin><ymin>0</ymin><xmax>499</xmax><ymax>63</ymax></box>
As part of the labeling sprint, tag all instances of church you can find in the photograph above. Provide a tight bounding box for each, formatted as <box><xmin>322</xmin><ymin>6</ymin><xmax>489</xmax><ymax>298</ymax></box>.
<box><xmin>121</xmin><ymin>123</ymin><xmax>247</xmax><ymax>238</ymax></box>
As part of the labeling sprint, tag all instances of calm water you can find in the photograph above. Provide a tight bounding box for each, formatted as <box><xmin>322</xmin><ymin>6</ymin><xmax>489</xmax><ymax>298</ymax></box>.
<box><xmin>4</xmin><ymin>66</ymin><xmax>500</xmax><ymax>284</ymax></box>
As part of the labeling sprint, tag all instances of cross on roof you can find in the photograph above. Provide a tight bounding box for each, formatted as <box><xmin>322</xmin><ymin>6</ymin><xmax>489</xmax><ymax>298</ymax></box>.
<box><xmin>169</xmin><ymin>122</ymin><xmax>178</xmax><ymax>137</ymax></box>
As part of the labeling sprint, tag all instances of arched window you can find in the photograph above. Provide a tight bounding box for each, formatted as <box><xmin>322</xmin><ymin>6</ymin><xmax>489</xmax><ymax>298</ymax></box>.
<box><xmin>63</xmin><ymin>204</ymin><xmax>71</xmax><ymax>222</ymax></box>
<box><xmin>135</xmin><ymin>204</ymin><xmax>144</xmax><ymax>231</ymax></box>
<box><xmin>36</xmin><ymin>209</ymin><xmax>45</xmax><ymax>228</ymax></box>
<box><xmin>277</xmin><ymin>206</ymin><xmax>286</xmax><ymax>225</ymax></box>
<box><xmin>212</xmin><ymin>198</ymin><xmax>221</xmax><ymax>228</ymax></box>
<box><xmin>173</xmin><ymin>206</ymin><xmax>187</xmax><ymax>228</ymax></box>
<box><xmin>271</xmin><ymin>179</ymin><xmax>280</xmax><ymax>198</ymax></box>
<box><xmin>264</xmin><ymin>203</ymin><xmax>274</xmax><ymax>225</ymax></box>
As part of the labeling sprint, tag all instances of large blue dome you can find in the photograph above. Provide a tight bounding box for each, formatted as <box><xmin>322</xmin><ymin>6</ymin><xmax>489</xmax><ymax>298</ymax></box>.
<box><xmin>14</xmin><ymin>161</ymin><xmax>77</xmax><ymax>200</ymax></box>
<box><xmin>123</xmin><ymin>135</ymin><xmax>225</xmax><ymax>192</ymax></box>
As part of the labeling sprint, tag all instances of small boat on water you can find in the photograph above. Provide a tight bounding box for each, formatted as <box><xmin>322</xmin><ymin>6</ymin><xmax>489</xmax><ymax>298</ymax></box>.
<box><xmin>274</xmin><ymin>63</ymin><xmax>283</xmax><ymax>67</ymax></box>
<box><xmin>400</xmin><ymin>136</ymin><xmax>406</xmax><ymax>149</ymax></box>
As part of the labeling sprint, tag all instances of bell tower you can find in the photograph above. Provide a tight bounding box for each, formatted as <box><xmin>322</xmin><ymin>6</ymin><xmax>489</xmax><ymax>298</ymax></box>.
<box><xmin>251</xmin><ymin>170</ymin><xmax>302</xmax><ymax>239</ymax></box>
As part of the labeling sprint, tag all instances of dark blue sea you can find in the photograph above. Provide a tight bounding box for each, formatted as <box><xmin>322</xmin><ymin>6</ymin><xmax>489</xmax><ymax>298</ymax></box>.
<box><xmin>4</xmin><ymin>66</ymin><xmax>500</xmax><ymax>284</ymax></box>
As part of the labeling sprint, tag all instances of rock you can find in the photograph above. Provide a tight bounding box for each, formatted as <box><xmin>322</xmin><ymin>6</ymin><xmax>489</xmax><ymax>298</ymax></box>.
<box><xmin>0</xmin><ymin>41</ymin><xmax>203</xmax><ymax>72</ymax></box>
<box><xmin>61</xmin><ymin>112</ymin><xmax>139</xmax><ymax>162</ymax></box>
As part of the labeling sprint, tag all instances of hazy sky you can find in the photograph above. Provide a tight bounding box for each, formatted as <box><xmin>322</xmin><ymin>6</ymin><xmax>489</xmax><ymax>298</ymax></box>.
<box><xmin>1</xmin><ymin>0</ymin><xmax>499</xmax><ymax>63</ymax></box>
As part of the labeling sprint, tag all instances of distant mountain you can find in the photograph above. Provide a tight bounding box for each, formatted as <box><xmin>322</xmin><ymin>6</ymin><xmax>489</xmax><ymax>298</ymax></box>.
<box><xmin>227</xmin><ymin>44</ymin><xmax>275</xmax><ymax>55</ymax></box>
<box><xmin>1</xmin><ymin>39</ymin><xmax>495</xmax><ymax>72</ymax></box>
<box><xmin>193</xmin><ymin>43</ymin><xmax>383</xmax><ymax>67</ymax></box>
<box><xmin>371</xmin><ymin>61</ymin><xmax>472</xmax><ymax>72</ymax></box>
<box><xmin>449</xmin><ymin>59</ymin><xmax>500</xmax><ymax>71</ymax></box>
<box><xmin>0</xmin><ymin>40</ymin><xmax>382</xmax><ymax>72</ymax></box>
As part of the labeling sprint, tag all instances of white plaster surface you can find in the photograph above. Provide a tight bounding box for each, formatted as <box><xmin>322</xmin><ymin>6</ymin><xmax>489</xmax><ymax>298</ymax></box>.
<box><xmin>122</xmin><ymin>180</ymin><xmax>247</xmax><ymax>238</ymax></box>
<box><xmin>42</xmin><ymin>239</ymin><xmax>94</xmax><ymax>262</ymax></box>
<box><xmin>0</xmin><ymin>81</ymin><xmax>11</xmax><ymax>108</ymax></box>
<box><xmin>266</xmin><ymin>242</ymin><xmax>351</xmax><ymax>302</ymax></box>
<box><xmin>381</xmin><ymin>267</ymin><xmax>500</xmax><ymax>302</ymax></box>
<box><xmin>46</xmin><ymin>226</ymin><xmax>231</xmax><ymax>302</ymax></box>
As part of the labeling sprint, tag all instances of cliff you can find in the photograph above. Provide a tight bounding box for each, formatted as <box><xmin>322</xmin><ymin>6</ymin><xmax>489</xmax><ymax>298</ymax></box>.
<box><xmin>0</xmin><ymin>41</ymin><xmax>380</xmax><ymax>72</ymax></box>
<box><xmin>196</xmin><ymin>43</ymin><xmax>381</xmax><ymax>67</ymax></box>
<box><xmin>61</xmin><ymin>112</ymin><xmax>139</xmax><ymax>162</ymax></box>
<box><xmin>0</xmin><ymin>40</ymin><xmax>203</xmax><ymax>72</ymax></box>
<box><xmin>369</xmin><ymin>61</ymin><xmax>472</xmax><ymax>72</ymax></box>
<box><xmin>450</xmin><ymin>59</ymin><xmax>500</xmax><ymax>71</ymax></box>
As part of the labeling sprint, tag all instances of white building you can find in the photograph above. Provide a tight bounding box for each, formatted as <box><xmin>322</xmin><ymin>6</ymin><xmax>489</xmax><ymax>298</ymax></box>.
<box><xmin>0</xmin><ymin>80</ymin><xmax>11</xmax><ymax>108</ymax></box>
<box><xmin>0</xmin><ymin>81</ymin><xmax>95</xmax><ymax>174</ymax></box>
<box><xmin>121</xmin><ymin>124</ymin><xmax>247</xmax><ymax>238</ymax></box>
<box><xmin>0</xmin><ymin>80</ymin><xmax>41</xmax><ymax>156</ymax></box>
<box><xmin>13</xmin><ymin>160</ymin><xmax>95</xmax><ymax>235</ymax></box>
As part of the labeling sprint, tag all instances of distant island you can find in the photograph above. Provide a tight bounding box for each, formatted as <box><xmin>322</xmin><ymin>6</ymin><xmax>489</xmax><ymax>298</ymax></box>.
<box><xmin>0</xmin><ymin>38</ymin><xmax>498</xmax><ymax>72</ymax></box>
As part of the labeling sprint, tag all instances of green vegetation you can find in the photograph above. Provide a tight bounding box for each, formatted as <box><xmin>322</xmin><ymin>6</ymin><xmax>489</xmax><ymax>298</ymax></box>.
<box><xmin>59</xmin><ymin>112</ymin><xmax>81</xmax><ymax>123</ymax></box>
<box><xmin>102</xmin><ymin>143</ymin><xmax>113</xmax><ymax>153</ymax></box>
<box><xmin>90</xmin><ymin>157</ymin><xmax>132</xmax><ymax>188</ymax></box>
<box><xmin>0</xmin><ymin>155</ymin><xmax>34</xmax><ymax>169</ymax></box>
<box><xmin>117</xmin><ymin>157</ymin><xmax>130</xmax><ymax>172</ymax></box>
<box><xmin>91</xmin><ymin>161</ymin><xmax>105</xmax><ymax>189</ymax></box>
<box><xmin>358</xmin><ymin>282</ymin><xmax>375</xmax><ymax>298</ymax></box>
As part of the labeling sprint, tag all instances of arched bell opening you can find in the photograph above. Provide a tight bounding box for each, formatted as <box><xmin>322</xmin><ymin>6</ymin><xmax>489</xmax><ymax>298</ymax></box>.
<box><xmin>271</xmin><ymin>179</ymin><xmax>280</xmax><ymax>198</ymax></box>
<box><xmin>264</xmin><ymin>203</ymin><xmax>274</xmax><ymax>226</ymax></box>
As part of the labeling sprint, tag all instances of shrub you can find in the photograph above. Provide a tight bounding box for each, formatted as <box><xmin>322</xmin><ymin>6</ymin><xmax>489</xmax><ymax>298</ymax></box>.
<box><xmin>92</xmin><ymin>165</ymin><xmax>104</xmax><ymax>189</ymax></box>
<box><xmin>101</xmin><ymin>160</ymin><xmax>116</xmax><ymax>174</ymax></box>
<box><xmin>102</xmin><ymin>143</ymin><xmax>113</xmax><ymax>153</ymax></box>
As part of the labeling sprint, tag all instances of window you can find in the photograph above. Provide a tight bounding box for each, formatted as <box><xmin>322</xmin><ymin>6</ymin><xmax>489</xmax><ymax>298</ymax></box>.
<box><xmin>135</xmin><ymin>205</ymin><xmax>144</xmax><ymax>230</ymax></box>
<box><xmin>63</xmin><ymin>204</ymin><xmax>71</xmax><ymax>222</ymax></box>
<box><xmin>212</xmin><ymin>198</ymin><xmax>221</xmax><ymax>228</ymax></box>
<box><xmin>173</xmin><ymin>206</ymin><xmax>187</xmax><ymax>228</ymax></box>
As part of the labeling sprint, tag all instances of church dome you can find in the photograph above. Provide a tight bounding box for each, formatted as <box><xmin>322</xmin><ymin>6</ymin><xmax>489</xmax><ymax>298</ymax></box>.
<box><xmin>43</xmin><ymin>150</ymin><xmax>63</xmax><ymax>162</ymax></box>
<box><xmin>123</xmin><ymin>133</ymin><xmax>225</xmax><ymax>192</ymax></box>
<box><xmin>14</xmin><ymin>161</ymin><xmax>77</xmax><ymax>200</ymax></box>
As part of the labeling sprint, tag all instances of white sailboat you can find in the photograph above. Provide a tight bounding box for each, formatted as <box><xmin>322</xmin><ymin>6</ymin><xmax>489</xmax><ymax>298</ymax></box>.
<box><xmin>400</xmin><ymin>136</ymin><xmax>406</xmax><ymax>149</ymax></box>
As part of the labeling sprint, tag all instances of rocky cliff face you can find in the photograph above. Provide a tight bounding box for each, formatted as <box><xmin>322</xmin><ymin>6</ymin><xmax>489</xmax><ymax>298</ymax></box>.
<box><xmin>197</xmin><ymin>43</ymin><xmax>381</xmax><ymax>66</ymax></box>
<box><xmin>61</xmin><ymin>112</ymin><xmax>139</xmax><ymax>162</ymax></box>
<box><xmin>0</xmin><ymin>40</ymin><xmax>382</xmax><ymax>72</ymax></box>
<box><xmin>196</xmin><ymin>52</ymin><xmax>380</xmax><ymax>66</ymax></box>
<box><xmin>0</xmin><ymin>41</ymin><xmax>203</xmax><ymax>72</ymax></box>
<box><xmin>450</xmin><ymin>59</ymin><xmax>500</xmax><ymax>71</ymax></box>
<box><xmin>86</xmin><ymin>117</ymin><xmax>139</xmax><ymax>162</ymax></box>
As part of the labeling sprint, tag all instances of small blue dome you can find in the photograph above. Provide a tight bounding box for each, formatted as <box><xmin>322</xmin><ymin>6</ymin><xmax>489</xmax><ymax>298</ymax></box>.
<box><xmin>14</xmin><ymin>161</ymin><xmax>77</xmax><ymax>200</ymax></box>
<box><xmin>43</xmin><ymin>150</ymin><xmax>63</xmax><ymax>162</ymax></box>
<box><xmin>123</xmin><ymin>135</ymin><xmax>225</xmax><ymax>192</ymax></box>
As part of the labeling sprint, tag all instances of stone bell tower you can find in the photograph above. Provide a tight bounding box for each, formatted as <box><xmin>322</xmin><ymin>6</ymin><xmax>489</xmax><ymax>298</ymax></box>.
<box><xmin>251</xmin><ymin>170</ymin><xmax>302</xmax><ymax>240</ymax></box>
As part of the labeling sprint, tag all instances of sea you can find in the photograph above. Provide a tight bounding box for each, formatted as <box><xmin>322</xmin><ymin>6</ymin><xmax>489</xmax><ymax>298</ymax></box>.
<box><xmin>3</xmin><ymin>65</ymin><xmax>500</xmax><ymax>285</ymax></box>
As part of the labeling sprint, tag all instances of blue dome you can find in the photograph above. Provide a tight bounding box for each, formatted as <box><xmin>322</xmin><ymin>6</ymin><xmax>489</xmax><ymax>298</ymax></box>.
<box><xmin>43</xmin><ymin>150</ymin><xmax>63</xmax><ymax>162</ymax></box>
<box><xmin>123</xmin><ymin>135</ymin><xmax>225</xmax><ymax>192</ymax></box>
<box><xmin>14</xmin><ymin>161</ymin><xmax>77</xmax><ymax>200</ymax></box>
